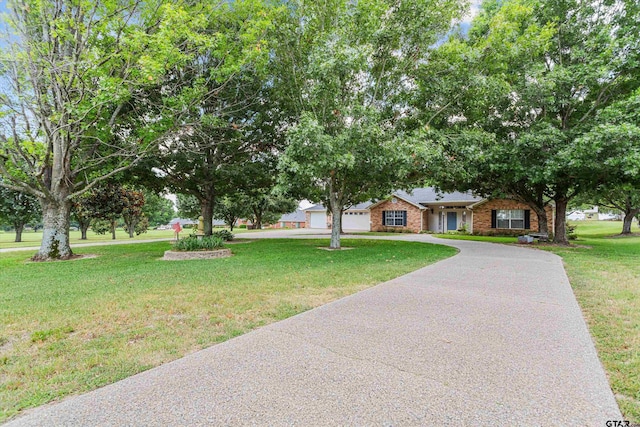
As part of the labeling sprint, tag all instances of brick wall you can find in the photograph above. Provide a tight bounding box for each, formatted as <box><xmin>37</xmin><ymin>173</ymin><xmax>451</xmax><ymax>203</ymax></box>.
<box><xmin>270</xmin><ymin>221</ymin><xmax>306</xmax><ymax>229</ymax></box>
<box><xmin>370</xmin><ymin>198</ymin><xmax>424</xmax><ymax>233</ymax></box>
<box><xmin>473</xmin><ymin>199</ymin><xmax>554</xmax><ymax>235</ymax></box>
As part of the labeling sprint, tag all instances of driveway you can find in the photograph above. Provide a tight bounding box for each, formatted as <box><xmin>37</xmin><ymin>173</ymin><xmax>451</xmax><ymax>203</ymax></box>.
<box><xmin>5</xmin><ymin>233</ymin><xmax>621</xmax><ymax>426</ymax></box>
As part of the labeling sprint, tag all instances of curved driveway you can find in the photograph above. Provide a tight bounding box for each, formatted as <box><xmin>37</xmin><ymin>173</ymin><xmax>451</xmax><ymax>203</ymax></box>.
<box><xmin>6</xmin><ymin>232</ymin><xmax>621</xmax><ymax>426</ymax></box>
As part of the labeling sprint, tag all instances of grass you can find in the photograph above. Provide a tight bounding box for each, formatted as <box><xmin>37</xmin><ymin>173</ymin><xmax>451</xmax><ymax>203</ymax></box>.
<box><xmin>434</xmin><ymin>221</ymin><xmax>639</xmax><ymax>422</ymax></box>
<box><xmin>0</xmin><ymin>227</ymin><xmax>268</xmax><ymax>250</ymax></box>
<box><xmin>0</xmin><ymin>238</ymin><xmax>456</xmax><ymax>422</ymax></box>
<box><xmin>540</xmin><ymin>222</ymin><xmax>640</xmax><ymax>422</ymax></box>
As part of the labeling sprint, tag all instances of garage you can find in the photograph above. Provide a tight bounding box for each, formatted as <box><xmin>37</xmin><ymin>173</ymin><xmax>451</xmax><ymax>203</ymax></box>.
<box><xmin>309</xmin><ymin>211</ymin><xmax>328</xmax><ymax>229</ymax></box>
<box><xmin>342</xmin><ymin>211</ymin><xmax>370</xmax><ymax>231</ymax></box>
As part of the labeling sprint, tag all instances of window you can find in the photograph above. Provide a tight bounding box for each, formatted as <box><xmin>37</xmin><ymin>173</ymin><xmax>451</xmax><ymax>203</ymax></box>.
<box><xmin>383</xmin><ymin>210</ymin><xmax>407</xmax><ymax>226</ymax></box>
<box><xmin>496</xmin><ymin>209</ymin><xmax>525</xmax><ymax>229</ymax></box>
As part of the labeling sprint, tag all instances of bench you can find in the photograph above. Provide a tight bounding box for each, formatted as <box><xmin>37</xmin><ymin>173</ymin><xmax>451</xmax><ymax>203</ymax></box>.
<box><xmin>528</xmin><ymin>232</ymin><xmax>549</xmax><ymax>242</ymax></box>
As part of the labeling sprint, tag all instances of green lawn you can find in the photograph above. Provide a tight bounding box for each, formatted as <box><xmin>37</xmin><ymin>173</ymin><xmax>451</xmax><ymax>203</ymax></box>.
<box><xmin>439</xmin><ymin>221</ymin><xmax>640</xmax><ymax>422</ymax></box>
<box><xmin>0</xmin><ymin>238</ymin><xmax>456</xmax><ymax>422</ymax></box>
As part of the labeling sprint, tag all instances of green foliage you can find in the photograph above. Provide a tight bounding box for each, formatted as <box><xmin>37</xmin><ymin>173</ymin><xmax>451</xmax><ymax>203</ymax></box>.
<box><xmin>142</xmin><ymin>191</ymin><xmax>175</xmax><ymax>226</ymax></box>
<box><xmin>134</xmin><ymin>215</ymin><xmax>149</xmax><ymax>236</ymax></box>
<box><xmin>211</xmin><ymin>229</ymin><xmax>234</xmax><ymax>242</ymax></box>
<box><xmin>423</xmin><ymin>0</ymin><xmax>640</xmax><ymax>245</ymax></box>
<box><xmin>0</xmin><ymin>0</ymin><xmax>276</xmax><ymax>259</ymax></box>
<box><xmin>90</xmin><ymin>219</ymin><xmax>112</xmax><ymax>235</ymax></box>
<box><xmin>172</xmin><ymin>235</ymin><xmax>224</xmax><ymax>251</ymax></box>
<box><xmin>276</xmin><ymin>0</ymin><xmax>466</xmax><ymax>248</ymax></box>
<box><xmin>213</xmin><ymin>194</ymin><xmax>252</xmax><ymax>230</ymax></box>
<box><xmin>0</xmin><ymin>184</ymin><xmax>41</xmax><ymax>241</ymax></box>
<box><xmin>121</xmin><ymin>189</ymin><xmax>146</xmax><ymax>238</ymax></box>
<box><xmin>176</xmin><ymin>194</ymin><xmax>200</xmax><ymax>220</ymax></box>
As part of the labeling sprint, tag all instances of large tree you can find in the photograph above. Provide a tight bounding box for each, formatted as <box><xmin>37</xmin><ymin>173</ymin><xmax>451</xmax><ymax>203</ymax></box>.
<box><xmin>0</xmin><ymin>0</ymin><xmax>259</xmax><ymax>259</ymax></box>
<box><xmin>421</xmin><ymin>0</ymin><xmax>640</xmax><ymax>244</ymax></box>
<box><xmin>277</xmin><ymin>0</ymin><xmax>466</xmax><ymax>249</ymax></box>
<box><xmin>143</xmin><ymin>1</ymin><xmax>282</xmax><ymax>236</ymax></box>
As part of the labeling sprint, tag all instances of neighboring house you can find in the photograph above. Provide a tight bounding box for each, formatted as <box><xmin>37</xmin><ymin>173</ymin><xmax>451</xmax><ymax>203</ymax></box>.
<box><xmin>169</xmin><ymin>218</ymin><xmax>198</xmax><ymax>227</ymax></box>
<box><xmin>270</xmin><ymin>209</ymin><xmax>307</xmax><ymax>229</ymax></box>
<box><xmin>304</xmin><ymin>202</ymin><xmax>373</xmax><ymax>231</ymax></box>
<box><xmin>567</xmin><ymin>206</ymin><xmax>620</xmax><ymax>221</ymax></box>
<box><xmin>304</xmin><ymin>188</ymin><xmax>554</xmax><ymax>235</ymax></box>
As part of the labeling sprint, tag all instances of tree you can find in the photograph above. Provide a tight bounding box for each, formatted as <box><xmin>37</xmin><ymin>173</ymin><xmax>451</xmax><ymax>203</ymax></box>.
<box><xmin>142</xmin><ymin>191</ymin><xmax>175</xmax><ymax>227</ymax></box>
<box><xmin>0</xmin><ymin>1</ymin><xmax>246</xmax><ymax>260</ymax></box>
<box><xmin>421</xmin><ymin>0</ymin><xmax>640</xmax><ymax>244</ymax></box>
<box><xmin>86</xmin><ymin>184</ymin><xmax>127</xmax><ymax>240</ymax></box>
<box><xmin>71</xmin><ymin>193</ymin><xmax>95</xmax><ymax>240</ymax></box>
<box><xmin>248</xmin><ymin>193</ymin><xmax>298</xmax><ymax>229</ymax></box>
<box><xmin>0</xmin><ymin>185</ymin><xmax>41</xmax><ymax>242</ymax></box>
<box><xmin>583</xmin><ymin>187</ymin><xmax>640</xmax><ymax>235</ymax></box>
<box><xmin>213</xmin><ymin>194</ymin><xmax>251</xmax><ymax>231</ymax></box>
<box><xmin>121</xmin><ymin>189</ymin><xmax>146</xmax><ymax>238</ymax></box>
<box><xmin>277</xmin><ymin>0</ymin><xmax>465</xmax><ymax>249</ymax></box>
<box><xmin>176</xmin><ymin>194</ymin><xmax>200</xmax><ymax>220</ymax></box>
<box><xmin>140</xmin><ymin>1</ymin><xmax>281</xmax><ymax>236</ymax></box>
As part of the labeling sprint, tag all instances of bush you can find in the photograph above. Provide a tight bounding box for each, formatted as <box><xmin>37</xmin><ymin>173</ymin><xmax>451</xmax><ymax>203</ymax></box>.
<box><xmin>567</xmin><ymin>224</ymin><xmax>578</xmax><ymax>240</ymax></box>
<box><xmin>237</xmin><ymin>224</ymin><xmax>247</xmax><ymax>229</ymax></box>
<box><xmin>172</xmin><ymin>236</ymin><xmax>224</xmax><ymax>251</ymax></box>
<box><xmin>212</xmin><ymin>229</ymin><xmax>234</xmax><ymax>241</ymax></box>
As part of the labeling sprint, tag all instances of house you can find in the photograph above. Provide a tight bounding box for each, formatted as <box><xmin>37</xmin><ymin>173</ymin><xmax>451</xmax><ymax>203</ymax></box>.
<box><xmin>567</xmin><ymin>206</ymin><xmax>620</xmax><ymax>221</ymax></box>
<box><xmin>169</xmin><ymin>218</ymin><xmax>198</xmax><ymax>227</ymax></box>
<box><xmin>304</xmin><ymin>188</ymin><xmax>554</xmax><ymax>235</ymax></box>
<box><xmin>270</xmin><ymin>209</ymin><xmax>307</xmax><ymax>229</ymax></box>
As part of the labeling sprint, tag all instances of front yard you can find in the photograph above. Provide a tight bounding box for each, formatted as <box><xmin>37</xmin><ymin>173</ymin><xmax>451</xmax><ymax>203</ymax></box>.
<box><xmin>0</xmin><ymin>238</ymin><xmax>455</xmax><ymax>422</ymax></box>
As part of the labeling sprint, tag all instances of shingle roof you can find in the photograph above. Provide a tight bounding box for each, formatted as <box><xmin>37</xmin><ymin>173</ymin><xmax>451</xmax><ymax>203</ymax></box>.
<box><xmin>396</xmin><ymin>188</ymin><xmax>482</xmax><ymax>205</ymax></box>
<box><xmin>301</xmin><ymin>188</ymin><xmax>482</xmax><ymax>213</ymax></box>
<box><xmin>302</xmin><ymin>201</ymin><xmax>372</xmax><ymax>212</ymax></box>
<box><xmin>278</xmin><ymin>209</ymin><xmax>306</xmax><ymax>222</ymax></box>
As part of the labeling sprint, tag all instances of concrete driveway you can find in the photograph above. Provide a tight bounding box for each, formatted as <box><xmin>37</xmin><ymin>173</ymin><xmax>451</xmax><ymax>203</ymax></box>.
<box><xmin>5</xmin><ymin>233</ymin><xmax>621</xmax><ymax>426</ymax></box>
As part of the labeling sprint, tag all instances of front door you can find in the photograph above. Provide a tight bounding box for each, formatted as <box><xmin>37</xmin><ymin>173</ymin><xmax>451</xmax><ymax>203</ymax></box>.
<box><xmin>447</xmin><ymin>212</ymin><xmax>457</xmax><ymax>231</ymax></box>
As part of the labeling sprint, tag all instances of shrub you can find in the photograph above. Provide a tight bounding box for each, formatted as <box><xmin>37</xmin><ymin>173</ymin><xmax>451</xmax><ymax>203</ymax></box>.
<box><xmin>172</xmin><ymin>236</ymin><xmax>224</xmax><ymax>251</ymax></box>
<box><xmin>212</xmin><ymin>229</ymin><xmax>234</xmax><ymax>241</ymax></box>
<box><xmin>567</xmin><ymin>224</ymin><xmax>578</xmax><ymax>240</ymax></box>
<box><xmin>237</xmin><ymin>224</ymin><xmax>247</xmax><ymax>229</ymax></box>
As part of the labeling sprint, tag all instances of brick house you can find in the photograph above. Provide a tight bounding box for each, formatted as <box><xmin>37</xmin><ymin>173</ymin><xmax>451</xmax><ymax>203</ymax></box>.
<box><xmin>305</xmin><ymin>188</ymin><xmax>554</xmax><ymax>235</ymax></box>
<box><xmin>369</xmin><ymin>188</ymin><xmax>554</xmax><ymax>234</ymax></box>
<box><xmin>270</xmin><ymin>209</ymin><xmax>307</xmax><ymax>229</ymax></box>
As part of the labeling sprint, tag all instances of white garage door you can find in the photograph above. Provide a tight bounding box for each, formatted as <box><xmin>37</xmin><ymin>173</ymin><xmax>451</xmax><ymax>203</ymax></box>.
<box><xmin>342</xmin><ymin>212</ymin><xmax>370</xmax><ymax>230</ymax></box>
<box><xmin>309</xmin><ymin>212</ymin><xmax>328</xmax><ymax>228</ymax></box>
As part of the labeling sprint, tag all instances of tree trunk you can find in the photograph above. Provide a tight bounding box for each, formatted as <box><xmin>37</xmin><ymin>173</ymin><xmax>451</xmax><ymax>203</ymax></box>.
<box><xmin>110</xmin><ymin>220</ymin><xmax>117</xmax><ymax>240</ymax></box>
<box><xmin>553</xmin><ymin>197</ymin><xmax>569</xmax><ymax>245</ymax></box>
<box><xmin>14</xmin><ymin>223</ymin><xmax>24</xmax><ymax>243</ymax></box>
<box><xmin>33</xmin><ymin>198</ymin><xmax>73</xmax><ymax>260</ymax></box>
<box><xmin>621</xmin><ymin>208</ymin><xmax>640</xmax><ymax>234</ymax></box>
<box><xmin>329</xmin><ymin>193</ymin><xmax>342</xmax><ymax>249</ymax></box>
<box><xmin>78</xmin><ymin>219</ymin><xmax>91</xmax><ymax>240</ymax></box>
<box><xmin>531</xmin><ymin>205</ymin><xmax>548</xmax><ymax>234</ymax></box>
<box><xmin>254</xmin><ymin>212</ymin><xmax>263</xmax><ymax>230</ymax></box>
<box><xmin>79</xmin><ymin>220</ymin><xmax>90</xmax><ymax>240</ymax></box>
<box><xmin>201</xmin><ymin>197</ymin><xmax>214</xmax><ymax>236</ymax></box>
<box><xmin>127</xmin><ymin>223</ymin><xmax>135</xmax><ymax>238</ymax></box>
